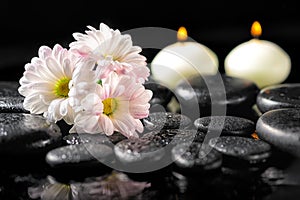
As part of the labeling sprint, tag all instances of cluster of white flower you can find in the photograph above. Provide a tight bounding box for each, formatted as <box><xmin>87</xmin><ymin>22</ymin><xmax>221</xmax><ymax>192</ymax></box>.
<box><xmin>18</xmin><ymin>23</ymin><xmax>153</xmax><ymax>138</ymax></box>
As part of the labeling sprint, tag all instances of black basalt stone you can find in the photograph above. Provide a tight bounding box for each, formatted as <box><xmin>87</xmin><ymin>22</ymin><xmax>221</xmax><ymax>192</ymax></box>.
<box><xmin>142</xmin><ymin>112</ymin><xmax>192</xmax><ymax>131</ymax></box>
<box><xmin>114</xmin><ymin>136</ymin><xmax>167</xmax><ymax>170</ymax></box>
<box><xmin>144</xmin><ymin>76</ymin><xmax>174</xmax><ymax>108</ymax></box>
<box><xmin>0</xmin><ymin>113</ymin><xmax>62</xmax><ymax>155</ymax></box>
<box><xmin>142</xmin><ymin>129</ymin><xmax>201</xmax><ymax>146</ymax></box>
<box><xmin>256</xmin><ymin>108</ymin><xmax>300</xmax><ymax>157</ymax></box>
<box><xmin>171</xmin><ymin>142</ymin><xmax>222</xmax><ymax>174</ymax></box>
<box><xmin>45</xmin><ymin>143</ymin><xmax>114</xmax><ymax>168</ymax></box>
<box><xmin>209</xmin><ymin>136</ymin><xmax>271</xmax><ymax>164</ymax></box>
<box><xmin>256</xmin><ymin>83</ymin><xmax>300</xmax><ymax>113</ymax></box>
<box><xmin>114</xmin><ymin>129</ymin><xmax>203</xmax><ymax>172</ymax></box>
<box><xmin>63</xmin><ymin>132</ymin><xmax>126</xmax><ymax>146</ymax></box>
<box><xmin>194</xmin><ymin>115</ymin><xmax>255</xmax><ymax>136</ymax></box>
<box><xmin>0</xmin><ymin>81</ymin><xmax>27</xmax><ymax>113</ymax></box>
<box><xmin>174</xmin><ymin>74</ymin><xmax>259</xmax><ymax>120</ymax></box>
<box><xmin>63</xmin><ymin>133</ymin><xmax>110</xmax><ymax>145</ymax></box>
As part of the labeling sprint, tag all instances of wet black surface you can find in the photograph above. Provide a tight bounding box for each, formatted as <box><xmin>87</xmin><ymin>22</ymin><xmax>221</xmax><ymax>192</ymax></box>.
<box><xmin>1</xmin><ymin>78</ymin><xmax>300</xmax><ymax>199</ymax></box>
<box><xmin>0</xmin><ymin>82</ymin><xmax>28</xmax><ymax>113</ymax></box>
<box><xmin>194</xmin><ymin>115</ymin><xmax>256</xmax><ymax>136</ymax></box>
<box><xmin>174</xmin><ymin>74</ymin><xmax>259</xmax><ymax>121</ymax></box>
<box><xmin>256</xmin><ymin>83</ymin><xmax>300</xmax><ymax>113</ymax></box>
<box><xmin>0</xmin><ymin>113</ymin><xmax>300</xmax><ymax>199</ymax></box>
<box><xmin>256</xmin><ymin>108</ymin><xmax>300</xmax><ymax>157</ymax></box>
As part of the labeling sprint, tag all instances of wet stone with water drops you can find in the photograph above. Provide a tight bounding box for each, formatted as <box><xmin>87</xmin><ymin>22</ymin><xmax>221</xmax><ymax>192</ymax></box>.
<box><xmin>114</xmin><ymin>136</ymin><xmax>167</xmax><ymax>167</ymax></box>
<box><xmin>174</xmin><ymin>74</ymin><xmax>259</xmax><ymax>120</ymax></box>
<box><xmin>63</xmin><ymin>133</ymin><xmax>113</xmax><ymax>145</ymax></box>
<box><xmin>45</xmin><ymin>143</ymin><xmax>114</xmax><ymax>169</ymax></box>
<box><xmin>63</xmin><ymin>131</ymin><xmax>127</xmax><ymax>146</ymax></box>
<box><xmin>114</xmin><ymin>129</ymin><xmax>203</xmax><ymax>172</ymax></box>
<box><xmin>63</xmin><ymin>133</ymin><xmax>106</xmax><ymax>145</ymax></box>
<box><xmin>142</xmin><ymin>129</ymin><xmax>206</xmax><ymax>145</ymax></box>
<box><xmin>194</xmin><ymin>115</ymin><xmax>256</xmax><ymax>137</ymax></box>
<box><xmin>142</xmin><ymin>111</ymin><xmax>192</xmax><ymax>131</ymax></box>
<box><xmin>256</xmin><ymin>83</ymin><xmax>300</xmax><ymax>113</ymax></box>
<box><xmin>209</xmin><ymin>136</ymin><xmax>272</xmax><ymax>165</ymax></box>
<box><xmin>144</xmin><ymin>76</ymin><xmax>174</xmax><ymax>108</ymax></box>
<box><xmin>256</xmin><ymin>108</ymin><xmax>300</xmax><ymax>157</ymax></box>
<box><xmin>171</xmin><ymin>142</ymin><xmax>223</xmax><ymax>174</ymax></box>
<box><xmin>0</xmin><ymin>113</ymin><xmax>62</xmax><ymax>155</ymax></box>
<box><xmin>0</xmin><ymin>81</ymin><xmax>28</xmax><ymax>113</ymax></box>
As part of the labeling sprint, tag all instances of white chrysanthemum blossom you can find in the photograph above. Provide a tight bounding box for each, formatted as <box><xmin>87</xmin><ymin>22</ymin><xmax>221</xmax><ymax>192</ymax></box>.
<box><xmin>69</xmin><ymin>23</ymin><xmax>150</xmax><ymax>84</ymax></box>
<box><xmin>18</xmin><ymin>44</ymin><xmax>81</xmax><ymax>124</ymax></box>
<box><xmin>70</xmin><ymin>73</ymin><xmax>153</xmax><ymax>138</ymax></box>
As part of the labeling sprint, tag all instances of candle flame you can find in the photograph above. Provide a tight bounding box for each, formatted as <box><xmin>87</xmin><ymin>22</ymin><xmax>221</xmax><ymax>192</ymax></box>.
<box><xmin>251</xmin><ymin>21</ymin><xmax>262</xmax><ymax>38</ymax></box>
<box><xmin>177</xmin><ymin>26</ymin><xmax>188</xmax><ymax>41</ymax></box>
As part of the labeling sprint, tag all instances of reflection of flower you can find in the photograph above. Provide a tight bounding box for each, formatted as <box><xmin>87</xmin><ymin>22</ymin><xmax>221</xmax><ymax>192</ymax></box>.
<box><xmin>70</xmin><ymin>73</ymin><xmax>152</xmax><ymax>138</ymax></box>
<box><xmin>69</xmin><ymin>23</ymin><xmax>150</xmax><ymax>83</ymax></box>
<box><xmin>28</xmin><ymin>171</ymin><xmax>151</xmax><ymax>200</ymax></box>
<box><xmin>18</xmin><ymin>44</ymin><xmax>77</xmax><ymax>124</ymax></box>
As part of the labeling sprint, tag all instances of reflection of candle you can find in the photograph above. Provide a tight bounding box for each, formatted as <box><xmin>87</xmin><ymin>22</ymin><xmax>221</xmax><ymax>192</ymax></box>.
<box><xmin>151</xmin><ymin>27</ymin><xmax>219</xmax><ymax>89</ymax></box>
<box><xmin>224</xmin><ymin>21</ymin><xmax>291</xmax><ymax>88</ymax></box>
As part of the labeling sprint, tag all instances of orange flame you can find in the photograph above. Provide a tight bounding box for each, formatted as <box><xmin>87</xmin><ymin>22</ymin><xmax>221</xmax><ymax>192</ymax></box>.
<box><xmin>177</xmin><ymin>26</ymin><xmax>188</xmax><ymax>41</ymax></box>
<box><xmin>251</xmin><ymin>132</ymin><xmax>260</xmax><ymax>140</ymax></box>
<box><xmin>251</xmin><ymin>21</ymin><xmax>262</xmax><ymax>38</ymax></box>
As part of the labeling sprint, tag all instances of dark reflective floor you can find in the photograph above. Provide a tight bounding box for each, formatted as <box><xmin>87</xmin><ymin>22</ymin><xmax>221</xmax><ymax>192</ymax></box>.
<box><xmin>1</xmin><ymin>140</ymin><xmax>300</xmax><ymax>199</ymax></box>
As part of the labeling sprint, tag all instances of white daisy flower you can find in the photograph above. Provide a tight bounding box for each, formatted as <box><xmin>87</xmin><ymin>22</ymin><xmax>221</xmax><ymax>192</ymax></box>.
<box><xmin>70</xmin><ymin>73</ymin><xmax>153</xmax><ymax>138</ymax></box>
<box><xmin>69</xmin><ymin>23</ymin><xmax>150</xmax><ymax>84</ymax></box>
<box><xmin>18</xmin><ymin>44</ymin><xmax>80</xmax><ymax>124</ymax></box>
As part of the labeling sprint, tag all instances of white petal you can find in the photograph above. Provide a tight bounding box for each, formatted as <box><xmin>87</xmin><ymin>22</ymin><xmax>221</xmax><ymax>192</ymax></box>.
<box><xmin>75</xmin><ymin>113</ymin><xmax>100</xmax><ymax>133</ymax></box>
<box><xmin>47</xmin><ymin>99</ymin><xmax>64</xmax><ymax>122</ymax></box>
<box><xmin>99</xmin><ymin>115</ymin><xmax>114</xmax><ymax>135</ymax></box>
<box><xmin>134</xmin><ymin>119</ymin><xmax>144</xmax><ymax>133</ymax></box>
<box><xmin>23</xmin><ymin>93</ymin><xmax>46</xmax><ymax>114</ymax></box>
<box><xmin>62</xmin><ymin>105</ymin><xmax>75</xmax><ymax>125</ymax></box>
<box><xmin>45</xmin><ymin>57</ymin><xmax>65</xmax><ymax>78</ymax></box>
<box><xmin>63</xmin><ymin>59</ymin><xmax>73</xmax><ymax>78</ymax></box>
<box><xmin>59</xmin><ymin>99</ymin><xmax>69</xmax><ymax>116</ymax></box>
<box><xmin>52</xmin><ymin>44</ymin><xmax>64</xmax><ymax>59</ymax></box>
<box><xmin>81</xmin><ymin>93</ymin><xmax>102</xmax><ymax>112</ymax></box>
<box><xmin>38</xmin><ymin>46</ymin><xmax>52</xmax><ymax>60</ymax></box>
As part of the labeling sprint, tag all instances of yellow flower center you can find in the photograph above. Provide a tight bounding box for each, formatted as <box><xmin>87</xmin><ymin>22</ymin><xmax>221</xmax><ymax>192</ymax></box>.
<box><xmin>54</xmin><ymin>77</ymin><xmax>70</xmax><ymax>98</ymax></box>
<box><xmin>102</xmin><ymin>98</ymin><xmax>118</xmax><ymax>116</ymax></box>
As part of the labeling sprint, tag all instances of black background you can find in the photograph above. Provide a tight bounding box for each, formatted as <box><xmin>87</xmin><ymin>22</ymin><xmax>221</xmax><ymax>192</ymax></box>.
<box><xmin>0</xmin><ymin>0</ymin><xmax>299</xmax><ymax>83</ymax></box>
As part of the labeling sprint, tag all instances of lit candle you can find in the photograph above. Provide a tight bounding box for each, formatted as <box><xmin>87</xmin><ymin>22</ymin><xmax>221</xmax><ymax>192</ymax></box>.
<box><xmin>224</xmin><ymin>21</ymin><xmax>291</xmax><ymax>88</ymax></box>
<box><xmin>151</xmin><ymin>27</ymin><xmax>219</xmax><ymax>89</ymax></box>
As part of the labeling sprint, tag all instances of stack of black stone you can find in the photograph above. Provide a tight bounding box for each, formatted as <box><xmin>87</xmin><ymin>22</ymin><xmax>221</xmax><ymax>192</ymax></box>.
<box><xmin>1</xmin><ymin>74</ymin><xmax>300</xmax><ymax>199</ymax></box>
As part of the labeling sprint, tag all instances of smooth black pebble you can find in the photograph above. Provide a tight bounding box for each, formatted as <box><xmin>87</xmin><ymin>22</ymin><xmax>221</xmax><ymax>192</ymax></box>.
<box><xmin>194</xmin><ymin>115</ymin><xmax>255</xmax><ymax>136</ymax></box>
<box><xmin>114</xmin><ymin>136</ymin><xmax>166</xmax><ymax>165</ymax></box>
<box><xmin>256</xmin><ymin>108</ymin><xmax>300</xmax><ymax>157</ymax></box>
<box><xmin>114</xmin><ymin>129</ymin><xmax>203</xmax><ymax>172</ymax></box>
<box><xmin>0</xmin><ymin>81</ymin><xmax>27</xmax><ymax>113</ymax></box>
<box><xmin>172</xmin><ymin>142</ymin><xmax>222</xmax><ymax>174</ymax></box>
<box><xmin>144</xmin><ymin>76</ymin><xmax>174</xmax><ymax>107</ymax></box>
<box><xmin>142</xmin><ymin>129</ymin><xmax>203</xmax><ymax>145</ymax></box>
<box><xmin>142</xmin><ymin>111</ymin><xmax>192</xmax><ymax>131</ymax></box>
<box><xmin>63</xmin><ymin>132</ymin><xmax>126</xmax><ymax>146</ymax></box>
<box><xmin>0</xmin><ymin>113</ymin><xmax>61</xmax><ymax>155</ymax></box>
<box><xmin>46</xmin><ymin>143</ymin><xmax>114</xmax><ymax>168</ymax></box>
<box><xmin>174</xmin><ymin>74</ymin><xmax>259</xmax><ymax>120</ymax></box>
<box><xmin>63</xmin><ymin>133</ymin><xmax>110</xmax><ymax>145</ymax></box>
<box><xmin>256</xmin><ymin>83</ymin><xmax>300</xmax><ymax>113</ymax></box>
<box><xmin>209</xmin><ymin>136</ymin><xmax>271</xmax><ymax>164</ymax></box>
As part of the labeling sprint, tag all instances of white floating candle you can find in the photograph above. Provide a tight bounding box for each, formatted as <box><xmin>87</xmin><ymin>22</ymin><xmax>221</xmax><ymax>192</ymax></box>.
<box><xmin>224</xmin><ymin>21</ymin><xmax>291</xmax><ymax>88</ymax></box>
<box><xmin>151</xmin><ymin>27</ymin><xmax>219</xmax><ymax>89</ymax></box>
